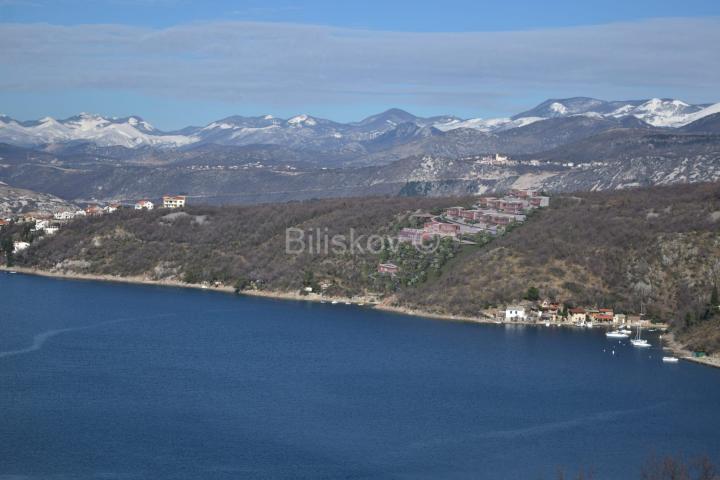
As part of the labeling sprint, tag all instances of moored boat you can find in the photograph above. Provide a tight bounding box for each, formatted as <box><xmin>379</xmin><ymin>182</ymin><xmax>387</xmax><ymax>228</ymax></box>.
<box><xmin>663</xmin><ymin>356</ymin><xmax>679</xmax><ymax>363</ymax></box>
<box><xmin>606</xmin><ymin>330</ymin><xmax>629</xmax><ymax>339</ymax></box>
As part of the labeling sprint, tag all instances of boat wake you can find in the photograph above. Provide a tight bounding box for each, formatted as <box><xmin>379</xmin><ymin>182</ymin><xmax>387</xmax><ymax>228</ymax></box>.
<box><xmin>0</xmin><ymin>313</ymin><xmax>176</xmax><ymax>360</ymax></box>
<box><xmin>404</xmin><ymin>402</ymin><xmax>669</xmax><ymax>453</ymax></box>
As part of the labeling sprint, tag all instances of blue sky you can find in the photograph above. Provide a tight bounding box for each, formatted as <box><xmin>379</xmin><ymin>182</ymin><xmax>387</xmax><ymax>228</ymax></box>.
<box><xmin>1</xmin><ymin>0</ymin><xmax>720</xmax><ymax>129</ymax></box>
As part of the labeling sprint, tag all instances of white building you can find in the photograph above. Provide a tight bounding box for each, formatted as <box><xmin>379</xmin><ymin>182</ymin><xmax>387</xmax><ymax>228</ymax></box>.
<box><xmin>505</xmin><ymin>306</ymin><xmax>527</xmax><ymax>321</ymax></box>
<box><xmin>13</xmin><ymin>241</ymin><xmax>30</xmax><ymax>253</ymax></box>
<box><xmin>162</xmin><ymin>195</ymin><xmax>186</xmax><ymax>209</ymax></box>
<box><xmin>54</xmin><ymin>211</ymin><xmax>75</xmax><ymax>220</ymax></box>
<box><xmin>135</xmin><ymin>200</ymin><xmax>154</xmax><ymax>210</ymax></box>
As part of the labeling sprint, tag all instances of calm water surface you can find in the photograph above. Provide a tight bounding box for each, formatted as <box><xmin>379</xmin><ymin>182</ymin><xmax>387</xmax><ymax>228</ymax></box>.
<box><xmin>1</xmin><ymin>273</ymin><xmax>719</xmax><ymax>479</ymax></box>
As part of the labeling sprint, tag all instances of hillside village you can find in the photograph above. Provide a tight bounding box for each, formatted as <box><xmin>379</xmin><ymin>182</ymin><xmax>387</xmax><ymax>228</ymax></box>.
<box><xmin>0</xmin><ymin>195</ymin><xmax>186</xmax><ymax>255</ymax></box>
<box><xmin>0</xmin><ymin>188</ymin><xmax>681</xmax><ymax>331</ymax></box>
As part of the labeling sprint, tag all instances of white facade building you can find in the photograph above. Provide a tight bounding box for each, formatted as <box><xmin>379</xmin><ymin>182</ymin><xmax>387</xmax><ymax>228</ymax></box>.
<box><xmin>505</xmin><ymin>306</ymin><xmax>527</xmax><ymax>321</ymax></box>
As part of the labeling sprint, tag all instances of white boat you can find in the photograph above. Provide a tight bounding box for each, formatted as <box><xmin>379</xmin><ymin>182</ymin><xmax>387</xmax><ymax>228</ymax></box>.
<box><xmin>631</xmin><ymin>324</ymin><xmax>651</xmax><ymax>348</ymax></box>
<box><xmin>662</xmin><ymin>356</ymin><xmax>679</xmax><ymax>363</ymax></box>
<box><xmin>606</xmin><ymin>330</ymin><xmax>629</xmax><ymax>339</ymax></box>
<box><xmin>619</xmin><ymin>328</ymin><xmax>632</xmax><ymax>335</ymax></box>
<box><xmin>331</xmin><ymin>300</ymin><xmax>338</xmax><ymax>305</ymax></box>
<box><xmin>545</xmin><ymin>321</ymin><xmax>550</xmax><ymax>327</ymax></box>
<box><xmin>345</xmin><ymin>302</ymin><xmax>351</xmax><ymax>305</ymax></box>
<box><xmin>586</xmin><ymin>323</ymin><xmax>594</xmax><ymax>328</ymax></box>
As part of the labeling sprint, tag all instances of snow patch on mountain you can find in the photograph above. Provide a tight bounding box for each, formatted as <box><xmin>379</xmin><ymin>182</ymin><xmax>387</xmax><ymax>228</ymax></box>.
<box><xmin>550</xmin><ymin>102</ymin><xmax>568</xmax><ymax>115</ymax></box>
<box><xmin>433</xmin><ymin>116</ymin><xmax>544</xmax><ymax>132</ymax></box>
<box><xmin>288</xmin><ymin>114</ymin><xmax>317</xmax><ymax>126</ymax></box>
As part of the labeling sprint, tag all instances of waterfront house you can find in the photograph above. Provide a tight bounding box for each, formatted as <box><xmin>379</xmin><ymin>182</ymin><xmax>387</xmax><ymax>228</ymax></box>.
<box><xmin>505</xmin><ymin>306</ymin><xmax>527</xmax><ymax>321</ymax></box>
<box><xmin>135</xmin><ymin>200</ymin><xmax>154</xmax><ymax>210</ymax></box>
<box><xmin>569</xmin><ymin>308</ymin><xmax>587</xmax><ymax>324</ymax></box>
<box><xmin>162</xmin><ymin>195</ymin><xmax>186</xmax><ymax>209</ymax></box>
<box><xmin>377</xmin><ymin>263</ymin><xmax>399</xmax><ymax>276</ymax></box>
<box><xmin>591</xmin><ymin>313</ymin><xmax>614</xmax><ymax>323</ymax></box>
<box><xmin>104</xmin><ymin>204</ymin><xmax>120</xmax><ymax>214</ymax></box>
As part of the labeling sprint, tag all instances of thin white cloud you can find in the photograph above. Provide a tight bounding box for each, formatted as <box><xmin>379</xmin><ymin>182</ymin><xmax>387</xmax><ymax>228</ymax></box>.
<box><xmin>0</xmin><ymin>17</ymin><xmax>718</xmax><ymax>111</ymax></box>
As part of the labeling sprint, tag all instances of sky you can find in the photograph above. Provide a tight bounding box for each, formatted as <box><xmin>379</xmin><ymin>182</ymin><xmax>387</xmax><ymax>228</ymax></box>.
<box><xmin>1</xmin><ymin>0</ymin><xmax>720</xmax><ymax>130</ymax></box>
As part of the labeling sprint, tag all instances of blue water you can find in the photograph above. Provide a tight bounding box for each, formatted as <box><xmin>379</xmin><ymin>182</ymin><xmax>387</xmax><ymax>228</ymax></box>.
<box><xmin>1</xmin><ymin>273</ymin><xmax>719</xmax><ymax>479</ymax></box>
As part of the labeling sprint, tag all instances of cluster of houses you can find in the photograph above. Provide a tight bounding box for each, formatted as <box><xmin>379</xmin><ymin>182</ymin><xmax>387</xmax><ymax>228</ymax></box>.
<box><xmin>134</xmin><ymin>195</ymin><xmax>186</xmax><ymax>211</ymax></box>
<box><xmin>503</xmin><ymin>301</ymin><xmax>629</xmax><ymax>326</ymax></box>
<box><xmin>378</xmin><ymin>189</ymin><xmax>550</xmax><ymax>276</ymax></box>
<box><xmin>1</xmin><ymin>195</ymin><xmax>187</xmax><ymax>254</ymax></box>
<box><xmin>395</xmin><ymin>188</ymin><xmax>550</xmax><ymax>250</ymax></box>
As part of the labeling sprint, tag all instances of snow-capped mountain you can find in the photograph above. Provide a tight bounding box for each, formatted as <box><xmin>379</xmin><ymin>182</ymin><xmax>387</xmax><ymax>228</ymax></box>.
<box><xmin>2</xmin><ymin>97</ymin><xmax>719</xmax><ymax>150</ymax></box>
<box><xmin>0</xmin><ymin>113</ymin><xmax>196</xmax><ymax>148</ymax></box>
<box><xmin>606</xmin><ymin>98</ymin><xmax>707</xmax><ymax>127</ymax></box>
<box><xmin>432</xmin><ymin>97</ymin><xmax>719</xmax><ymax>133</ymax></box>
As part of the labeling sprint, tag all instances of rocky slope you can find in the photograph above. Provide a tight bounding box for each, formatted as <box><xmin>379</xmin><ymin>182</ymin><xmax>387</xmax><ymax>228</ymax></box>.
<box><xmin>0</xmin><ymin>183</ymin><xmax>77</xmax><ymax>216</ymax></box>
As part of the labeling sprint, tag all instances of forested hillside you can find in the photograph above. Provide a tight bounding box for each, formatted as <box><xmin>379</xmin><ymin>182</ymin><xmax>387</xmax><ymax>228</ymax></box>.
<box><xmin>10</xmin><ymin>183</ymin><xmax>720</xmax><ymax>351</ymax></box>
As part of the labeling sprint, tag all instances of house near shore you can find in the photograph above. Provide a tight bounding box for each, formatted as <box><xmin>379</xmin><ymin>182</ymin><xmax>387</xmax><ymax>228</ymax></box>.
<box><xmin>505</xmin><ymin>306</ymin><xmax>527</xmax><ymax>321</ymax></box>
<box><xmin>569</xmin><ymin>308</ymin><xmax>587</xmax><ymax>324</ymax></box>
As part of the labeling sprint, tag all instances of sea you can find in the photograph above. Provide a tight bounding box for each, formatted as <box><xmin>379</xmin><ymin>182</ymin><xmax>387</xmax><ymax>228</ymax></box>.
<box><xmin>1</xmin><ymin>272</ymin><xmax>719</xmax><ymax>479</ymax></box>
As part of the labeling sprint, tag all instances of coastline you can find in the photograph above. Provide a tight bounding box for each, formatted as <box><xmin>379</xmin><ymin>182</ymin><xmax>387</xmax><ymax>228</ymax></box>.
<box><xmin>0</xmin><ymin>265</ymin><xmax>516</xmax><ymax>326</ymax></box>
<box><xmin>4</xmin><ymin>265</ymin><xmax>718</xmax><ymax>369</ymax></box>
<box><xmin>662</xmin><ymin>332</ymin><xmax>720</xmax><ymax>369</ymax></box>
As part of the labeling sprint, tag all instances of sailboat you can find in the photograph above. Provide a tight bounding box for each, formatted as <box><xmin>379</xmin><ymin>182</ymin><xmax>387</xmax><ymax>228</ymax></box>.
<box><xmin>631</xmin><ymin>301</ymin><xmax>651</xmax><ymax>348</ymax></box>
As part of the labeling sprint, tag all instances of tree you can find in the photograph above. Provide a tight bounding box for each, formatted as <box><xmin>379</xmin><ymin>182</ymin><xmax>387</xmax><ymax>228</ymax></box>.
<box><xmin>525</xmin><ymin>286</ymin><xmax>540</xmax><ymax>301</ymax></box>
<box><xmin>1</xmin><ymin>237</ymin><xmax>13</xmax><ymax>267</ymax></box>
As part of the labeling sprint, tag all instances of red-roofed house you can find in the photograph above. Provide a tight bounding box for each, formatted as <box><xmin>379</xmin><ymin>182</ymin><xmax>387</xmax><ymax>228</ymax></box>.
<box><xmin>377</xmin><ymin>263</ymin><xmax>399</xmax><ymax>276</ymax></box>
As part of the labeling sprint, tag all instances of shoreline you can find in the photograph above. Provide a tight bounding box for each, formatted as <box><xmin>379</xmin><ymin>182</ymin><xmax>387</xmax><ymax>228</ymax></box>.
<box><xmin>661</xmin><ymin>332</ymin><xmax>720</xmax><ymax>369</ymax></box>
<box><xmin>0</xmin><ymin>266</ymin><xmax>529</xmax><ymax>326</ymax></box>
<box><xmin>4</xmin><ymin>265</ymin><xmax>718</xmax><ymax>369</ymax></box>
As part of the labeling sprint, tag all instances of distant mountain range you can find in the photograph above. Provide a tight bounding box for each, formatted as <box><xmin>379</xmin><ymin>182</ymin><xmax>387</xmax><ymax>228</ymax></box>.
<box><xmin>2</xmin><ymin>97</ymin><xmax>719</xmax><ymax>150</ymax></box>
<box><xmin>1</xmin><ymin>97</ymin><xmax>720</xmax><ymax>206</ymax></box>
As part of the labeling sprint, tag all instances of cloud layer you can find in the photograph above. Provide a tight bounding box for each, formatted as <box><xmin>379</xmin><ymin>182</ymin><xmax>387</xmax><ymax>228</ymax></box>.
<box><xmin>1</xmin><ymin>17</ymin><xmax>719</xmax><ymax>115</ymax></box>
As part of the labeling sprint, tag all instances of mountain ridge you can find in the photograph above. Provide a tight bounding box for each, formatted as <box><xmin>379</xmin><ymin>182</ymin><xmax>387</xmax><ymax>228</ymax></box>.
<box><xmin>2</xmin><ymin>97</ymin><xmax>719</xmax><ymax>150</ymax></box>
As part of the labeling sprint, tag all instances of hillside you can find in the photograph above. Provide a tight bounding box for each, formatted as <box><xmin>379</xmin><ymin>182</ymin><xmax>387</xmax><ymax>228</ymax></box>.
<box><xmin>0</xmin><ymin>182</ymin><xmax>77</xmax><ymax>216</ymax></box>
<box><xmin>8</xmin><ymin>182</ymin><xmax>720</xmax><ymax>352</ymax></box>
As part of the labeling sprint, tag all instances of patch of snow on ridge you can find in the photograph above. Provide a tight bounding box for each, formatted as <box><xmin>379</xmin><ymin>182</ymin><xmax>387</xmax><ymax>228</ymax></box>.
<box><xmin>202</xmin><ymin>122</ymin><xmax>237</xmax><ymax>131</ymax></box>
<box><xmin>433</xmin><ymin>116</ymin><xmax>544</xmax><ymax>132</ymax></box>
<box><xmin>678</xmin><ymin>103</ymin><xmax>720</xmax><ymax>126</ymax></box>
<box><xmin>550</xmin><ymin>102</ymin><xmax>568</xmax><ymax>115</ymax></box>
<box><xmin>288</xmin><ymin>114</ymin><xmax>317</xmax><ymax>126</ymax></box>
